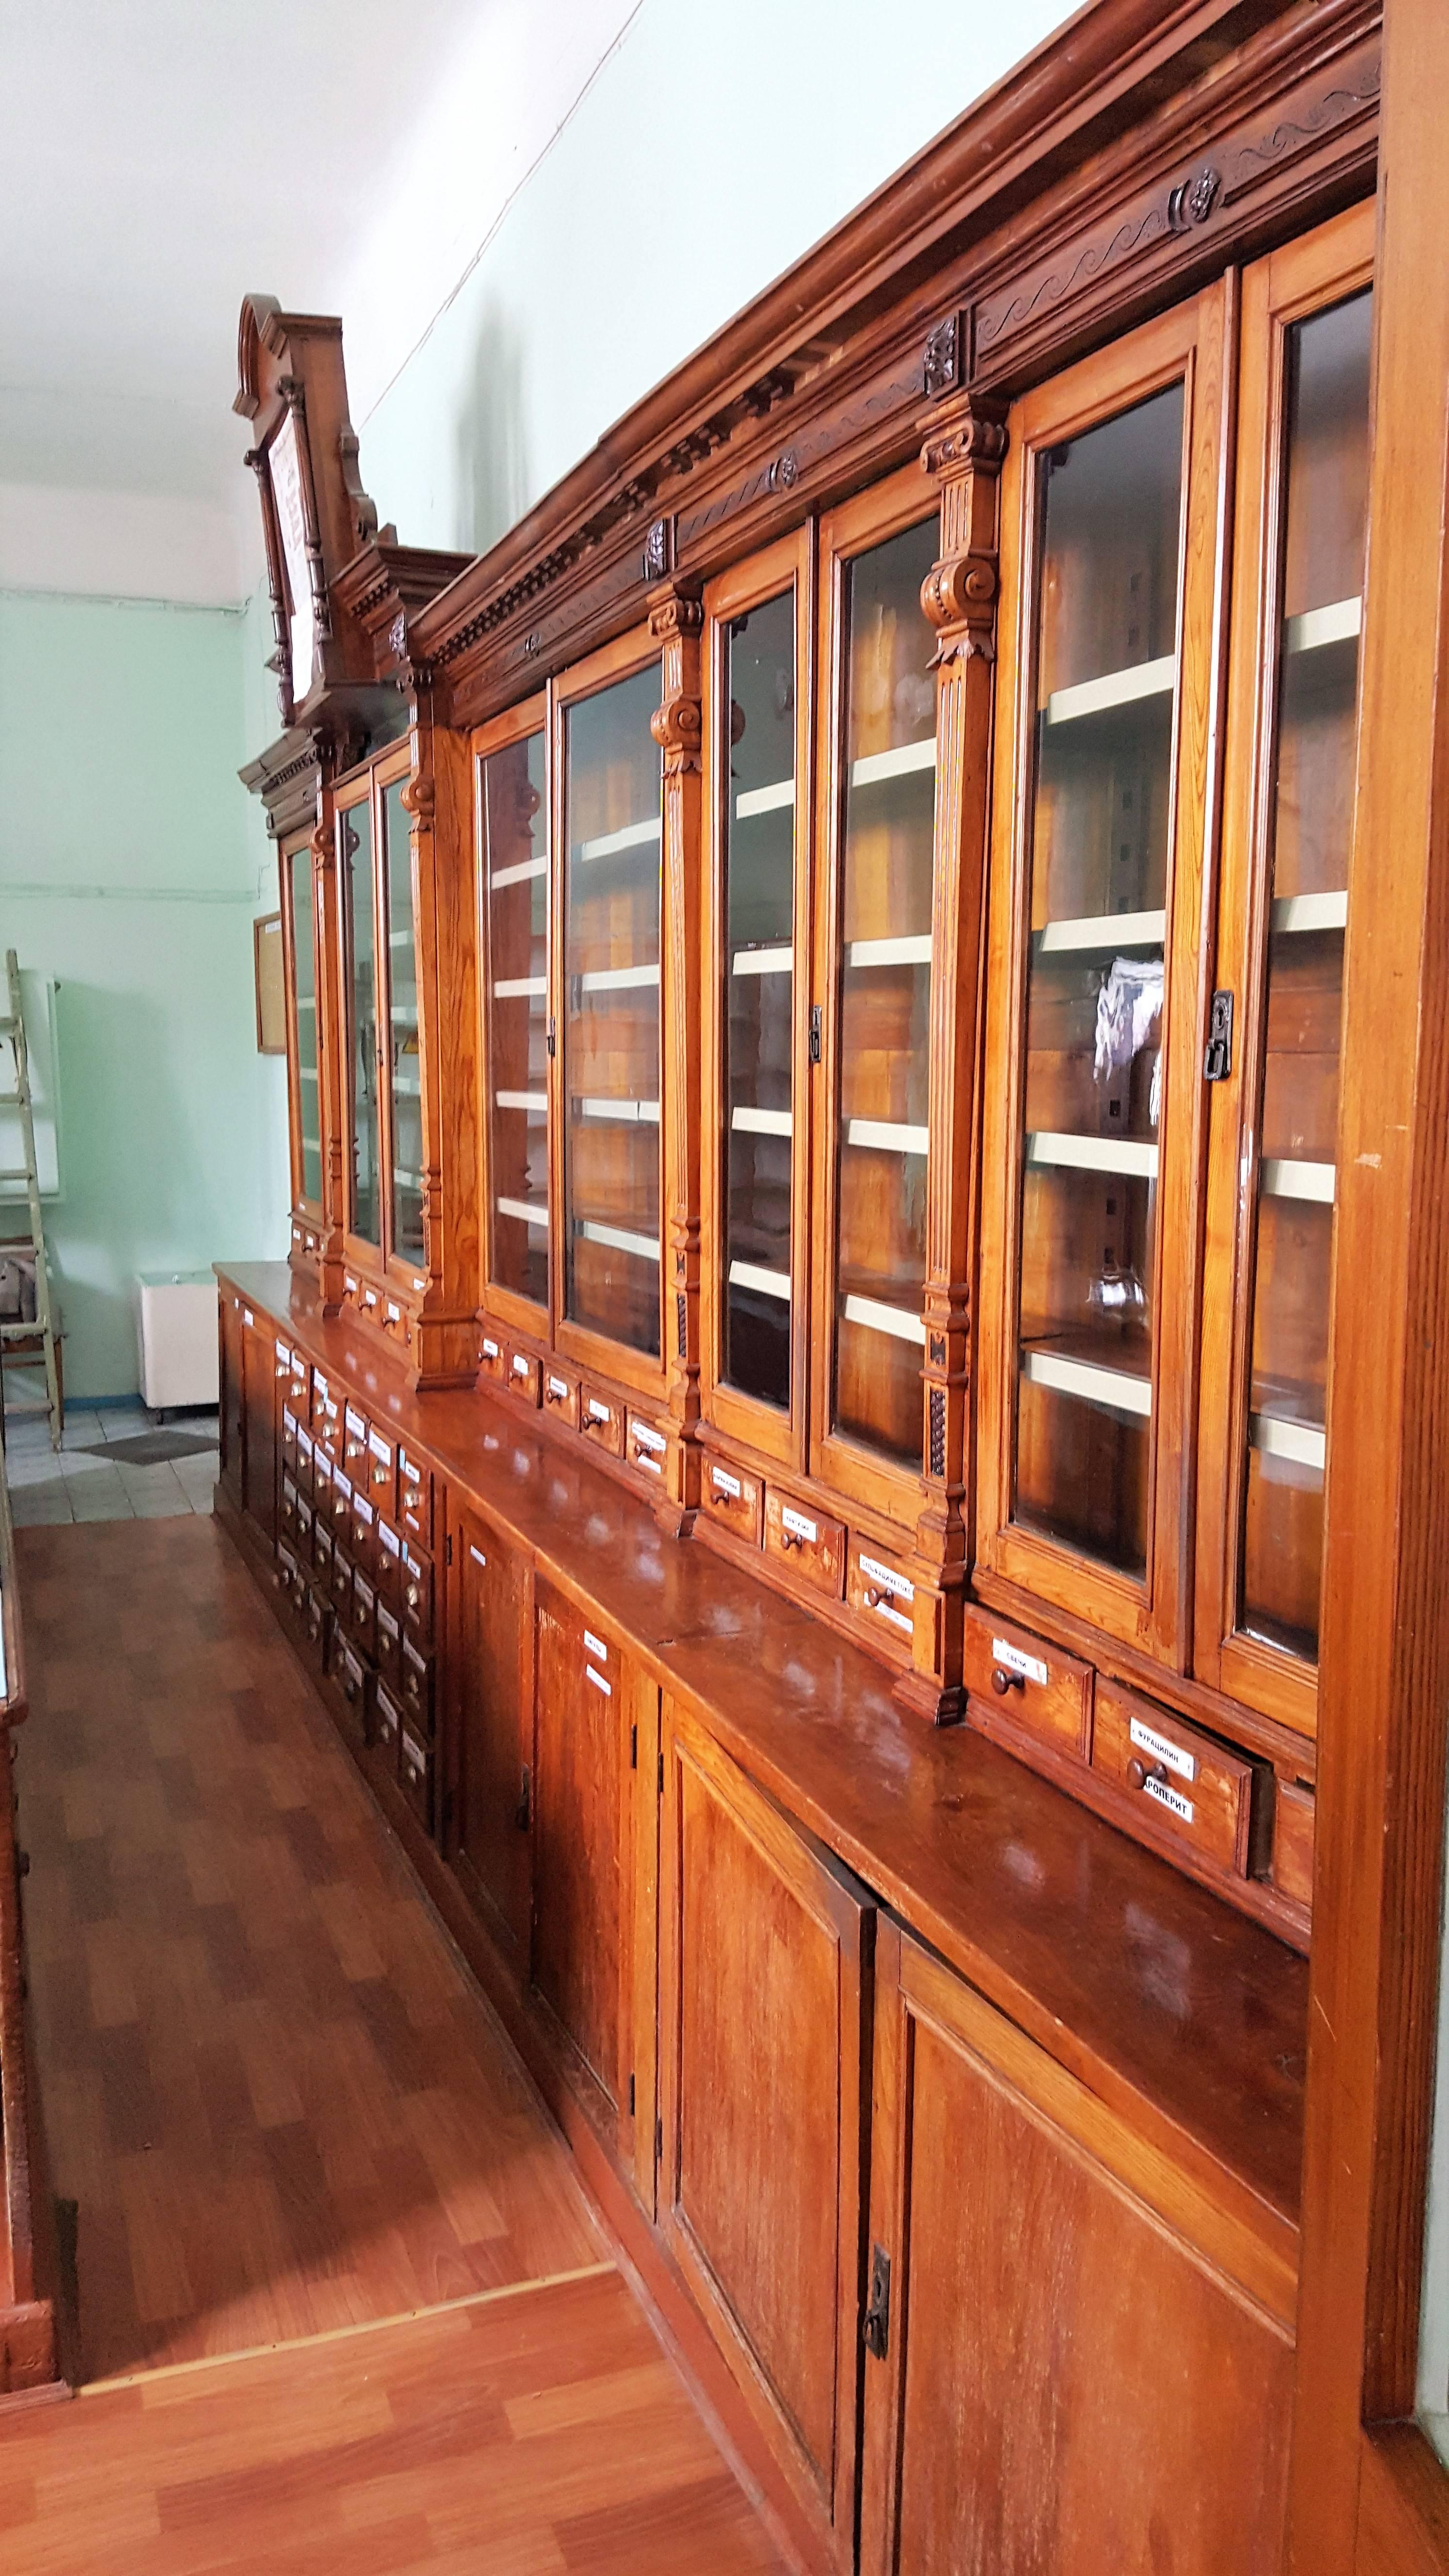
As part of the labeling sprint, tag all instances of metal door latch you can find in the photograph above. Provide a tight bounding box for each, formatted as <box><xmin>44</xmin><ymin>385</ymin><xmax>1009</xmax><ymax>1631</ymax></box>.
<box><xmin>862</xmin><ymin>2243</ymin><xmax>892</xmax><ymax>2360</ymax></box>
<box><xmin>1204</xmin><ymin>989</ymin><xmax>1233</xmax><ymax>1082</ymax></box>
<box><xmin>515</xmin><ymin>1763</ymin><xmax>531</xmax><ymax>1831</ymax></box>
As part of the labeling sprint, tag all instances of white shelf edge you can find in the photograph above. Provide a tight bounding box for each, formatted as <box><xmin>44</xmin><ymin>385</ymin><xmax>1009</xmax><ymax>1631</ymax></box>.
<box><xmin>1044</xmin><ymin>652</ymin><xmax>1176</xmax><ymax>728</ymax></box>
<box><xmin>845</xmin><ymin>1118</ymin><xmax>929</xmax><ymax>1156</ymax></box>
<box><xmin>732</xmin><ymin>1106</ymin><xmax>793</xmax><ymax>1137</ymax></box>
<box><xmin>491</xmin><ymin>853</ymin><xmax>548</xmax><ymax>889</ymax></box>
<box><xmin>1026</xmin><ymin>1129</ymin><xmax>1159</xmax><ymax>1179</ymax></box>
<box><xmin>1271</xmin><ymin>888</ymin><xmax>1348</xmax><ymax>936</ymax></box>
<box><xmin>735</xmin><ymin>778</ymin><xmax>795</xmax><ymax>820</ymax></box>
<box><xmin>845</xmin><ymin>934</ymin><xmax>932</xmax><ymax>971</ymax></box>
<box><xmin>574</xmin><ymin>814</ymin><xmax>662</xmax><ymax>864</ymax></box>
<box><xmin>1249</xmin><ymin>1411</ymin><xmax>1326</xmax><ymax>1470</ymax></box>
<box><xmin>577</xmin><ymin>1096</ymin><xmax>660</xmax><ymax>1124</ymax></box>
<box><xmin>840</xmin><ymin>1292</ymin><xmax>927</xmax><ymax>1348</ymax></box>
<box><xmin>497</xmin><ymin>1196</ymin><xmax>549</xmax><ymax>1231</ymax></box>
<box><xmin>494</xmin><ymin>975</ymin><xmax>546</xmax><ymax>999</ymax></box>
<box><xmin>1261</xmin><ymin>1156</ymin><xmax>1336</xmax><ymax>1205</ymax></box>
<box><xmin>578</xmin><ymin>963</ymin><xmax>660</xmax><ymax>994</ymax></box>
<box><xmin>1036</xmin><ymin>908</ymin><xmax>1166</xmax><ymax>954</ymax></box>
<box><xmin>729</xmin><ymin>1259</ymin><xmax>791</xmax><ymax>1302</ymax></box>
<box><xmin>1284</xmin><ymin>595</ymin><xmax>1361</xmax><ymax>656</ymax></box>
<box><xmin>495</xmin><ymin>1090</ymin><xmax>547</xmax><ymax>1114</ymax></box>
<box><xmin>850</xmin><ymin>738</ymin><xmax>937</xmax><ymax>790</ymax></box>
<box><xmin>575</xmin><ymin>1219</ymin><xmax>660</xmax><ymax>1262</ymax></box>
<box><xmin>732</xmin><ymin>945</ymin><xmax>793</xmax><ymax>978</ymax></box>
<box><xmin>1021</xmin><ymin>1346</ymin><xmax>1152</xmax><ymax>1418</ymax></box>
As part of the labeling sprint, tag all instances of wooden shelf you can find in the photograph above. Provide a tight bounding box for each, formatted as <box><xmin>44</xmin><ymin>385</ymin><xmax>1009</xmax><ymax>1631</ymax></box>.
<box><xmin>495</xmin><ymin>975</ymin><xmax>547</xmax><ymax>999</ymax></box>
<box><xmin>844</xmin><ymin>934</ymin><xmax>932</xmax><ymax>970</ymax></box>
<box><xmin>731</xmin><ymin>1106</ymin><xmax>792</xmax><ymax>1136</ymax></box>
<box><xmin>491</xmin><ymin>853</ymin><xmax>548</xmax><ymax>888</ymax></box>
<box><xmin>496</xmin><ymin>1089</ymin><xmax>546</xmax><ymax>1113</ymax></box>
<box><xmin>1270</xmin><ymin>888</ymin><xmax>1348</xmax><ymax>934</ymax></box>
<box><xmin>1249</xmin><ymin>1411</ymin><xmax>1326</xmax><ymax>1472</ymax></box>
<box><xmin>849</xmin><ymin>738</ymin><xmax>936</xmax><ymax>789</ymax></box>
<box><xmin>1035</xmin><ymin>908</ymin><xmax>1166</xmax><ymax>953</ymax></box>
<box><xmin>577</xmin><ymin>1096</ymin><xmax>660</xmax><ymax>1124</ymax></box>
<box><xmin>1043</xmin><ymin>652</ymin><xmax>1176</xmax><ymax>728</ymax></box>
<box><xmin>497</xmin><ymin>1196</ymin><xmax>549</xmax><ymax>1229</ymax></box>
<box><xmin>578</xmin><ymin>963</ymin><xmax>660</xmax><ymax>994</ymax></box>
<box><xmin>1284</xmin><ymin>593</ymin><xmax>1360</xmax><ymax>655</ymax></box>
<box><xmin>1026</xmin><ymin>1130</ymin><xmax>1159</xmax><ymax>1179</ymax></box>
<box><xmin>840</xmin><ymin>1291</ymin><xmax>926</xmax><ymax>1348</ymax></box>
<box><xmin>735</xmin><ymin>778</ymin><xmax>795</xmax><ymax>819</ymax></box>
<box><xmin>732</xmin><ymin>944</ymin><xmax>793</xmax><ymax>978</ymax></box>
<box><xmin>1021</xmin><ymin>1342</ymin><xmax>1152</xmax><ymax>1418</ymax></box>
<box><xmin>574</xmin><ymin>1219</ymin><xmax>660</xmax><ymax>1261</ymax></box>
<box><xmin>729</xmin><ymin>1259</ymin><xmax>791</xmax><ymax>1302</ymax></box>
<box><xmin>844</xmin><ymin>1118</ymin><xmax>929</xmax><ymax>1155</ymax></box>
<box><xmin>1261</xmin><ymin>1156</ymin><xmax>1335</xmax><ymax>1203</ymax></box>
<box><xmin>574</xmin><ymin>815</ymin><xmax>662</xmax><ymax>864</ymax></box>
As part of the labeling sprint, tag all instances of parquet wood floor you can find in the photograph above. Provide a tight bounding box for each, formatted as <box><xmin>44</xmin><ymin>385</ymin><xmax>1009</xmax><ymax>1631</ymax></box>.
<box><xmin>0</xmin><ymin>2267</ymin><xmax>789</xmax><ymax>2572</ymax></box>
<box><xmin>11</xmin><ymin>1516</ymin><xmax>603</xmax><ymax>2380</ymax></box>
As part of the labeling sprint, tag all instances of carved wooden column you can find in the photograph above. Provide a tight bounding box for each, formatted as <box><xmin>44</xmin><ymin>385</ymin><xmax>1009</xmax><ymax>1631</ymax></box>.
<box><xmin>310</xmin><ymin>744</ymin><xmax>348</xmax><ymax>1316</ymax></box>
<box><xmin>402</xmin><ymin>674</ymin><xmax>483</xmax><ymax>1392</ymax></box>
<box><xmin>650</xmin><ymin>580</ymin><xmax>704</xmax><ymax>1533</ymax></box>
<box><xmin>906</xmin><ymin>393</ymin><xmax>1008</xmax><ymax>1723</ymax></box>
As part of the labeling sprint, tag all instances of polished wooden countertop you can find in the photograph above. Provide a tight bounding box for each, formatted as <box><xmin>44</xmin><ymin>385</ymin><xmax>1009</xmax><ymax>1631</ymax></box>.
<box><xmin>222</xmin><ymin>1262</ymin><xmax>1308</xmax><ymax>2256</ymax></box>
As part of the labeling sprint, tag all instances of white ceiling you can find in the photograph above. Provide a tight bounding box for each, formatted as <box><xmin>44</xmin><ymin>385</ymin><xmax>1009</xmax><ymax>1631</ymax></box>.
<box><xmin>0</xmin><ymin>0</ymin><xmax>633</xmax><ymax>518</ymax></box>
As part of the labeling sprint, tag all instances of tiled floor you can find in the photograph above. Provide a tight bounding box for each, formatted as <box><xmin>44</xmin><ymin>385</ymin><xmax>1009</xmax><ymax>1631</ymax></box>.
<box><xmin>5</xmin><ymin>1395</ymin><xmax>219</xmax><ymax>1526</ymax></box>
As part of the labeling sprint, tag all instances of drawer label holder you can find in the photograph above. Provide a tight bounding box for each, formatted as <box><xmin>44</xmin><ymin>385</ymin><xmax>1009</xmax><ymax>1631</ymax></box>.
<box><xmin>782</xmin><ymin>1505</ymin><xmax>818</xmax><ymax>1545</ymax></box>
<box><xmin>711</xmin><ymin>1467</ymin><xmax>742</xmax><ymax>1500</ymax></box>
<box><xmin>991</xmin><ymin>1635</ymin><xmax>1048</xmax><ymax>1687</ymax></box>
<box><xmin>1128</xmin><ymin>1716</ymin><xmax>1197</xmax><ymax>1784</ymax></box>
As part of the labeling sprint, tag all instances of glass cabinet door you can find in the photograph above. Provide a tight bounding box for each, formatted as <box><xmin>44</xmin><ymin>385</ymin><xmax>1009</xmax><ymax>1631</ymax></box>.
<box><xmin>825</xmin><ymin>509</ymin><xmax>939</xmax><ymax>1471</ymax></box>
<box><xmin>340</xmin><ymin>791</ymin><xmax>380</xmax><ymax>1250</ymax></box>
<box><xmin>481</xmin><ymin>717</ymin><xmax>549</xmax><ymax>1315</ymax></box>
<box><xmin>286</xmin><ymin>838</ymin><xmax>322</xmax><ymax>1211</ymax></box>
<box><xmin>1011</xmin><ymin>384</ymin><xmax>1184</xmax><ymax>1578</ymax></box>
<box><xmin>560</xmin><ymin>656</ymin><xmax>662</xmax><ymax>1362</ymax></box>
<box><xmin>381</xmin><ymin>775</ymin><xmax>425</xmax><ymax>1268</ymax></box>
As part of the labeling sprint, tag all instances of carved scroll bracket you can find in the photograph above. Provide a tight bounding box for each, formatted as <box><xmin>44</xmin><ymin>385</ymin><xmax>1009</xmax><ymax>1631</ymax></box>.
<box><xmin>919</xmin><ymin>397</ymin><xmax>1009</xmax><ymax>670</ymax></box>
<box><xmin>649</xmin><ymin>582</ymin><xmax>705</xmax><ymax>777</ymax></box>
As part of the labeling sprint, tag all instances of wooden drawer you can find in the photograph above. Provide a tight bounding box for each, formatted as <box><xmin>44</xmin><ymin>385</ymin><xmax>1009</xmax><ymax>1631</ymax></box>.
<box><xmin>330</xmin><ymin>1543</ymin><xmax>355</xmax><ymax>1619</ymax></box>
<box><xmin>303</xmin><ymin>1582</ymin><xmax>329</xmax><ymax>1665</ymax></box>
<box><xmin>701</xmin><ymin>1456</ymin><xmax>763</xmax><ymax>1547</ymax></box>
<box><xmin>332</xmin><ymin>1633</ymin><xmax>371</xmax><ymax>1728</ymax></box>
<box><xmin>507</xmin><ymin>1345</ymin><xmax>541</xmax><ymax>1406</ymax></box>
<box><xmin>579</xmin><ymin>1383</ymin><xmax>625</xmax><ymax>1457</ymax></box>
<box><xmin>478</xmin><ymin>1329</ymin><xmax>506</xmax><ymax>1384</ymax></box>
<box><xmin>400</xmin><ymin>1637</ymin><xmax>434</xmax><ymax>1738</ymax></box>
<box><xmin>343</xmin><ymin>1404</ymin><xmax>370</xmax><ymax>1485</ymax></box>
<box><xmin>351</xmin><ymin>1487</ymin><xmax>377</xmax><ymax>1577</ymax></box>
<box><xmin>375</xmin><ymin>1599</ymin><xmax>403</xmax><ymax>1689</ymax></box>
<box><xmin>375</xmin><ymin>1517</ymin><xmax>403</xmax><ymax>1608</ymax></box>
<box><xmin>763</xmin><ymin>1488</ymin><xmax>845</xmax><ymax>1600</ymax></box>
<box><xmin>278</xmin><ymin>1474</ymin><xmax>299</xmax><ymax>1546</ymax></box>
<box><xmin>295</xmin><ymin>1426</ymin><xmax>315</xmax><ymax>1502</ymax></box>
<box><xmin>626</xmin><ymin>1408</ymin><xmax>670</xmax><ymax>1483</ymax></box>
<box><xmin>276</xmin><ymin>1539</ymin><xmax>302</xmax><ymax>1605</ymax></box>
<box><xmin>296</xmin><ymin>1496</ymin><xmax>313</xmax><ymax>1563</ymax></box>
<box><xmin>365</xmin><ymin>1425</ymin><xmax>397</xmax><ymax>1517</ymax></box>
<box><xmin>288</xmin><ymin>1351</ymin><xmax>311</xmax><ymax>1417</ymax></box>
<box><xmin>847</xmin><ymin>1535</ymin><xmax>918</xmax><ymax>1648</ymax></box>
<box><xmin>312</xmin><ymin>1372</ymin><xmax>343</xmax><ymax>1464</ymax></box>
<box><xmin>542</xmin><ymin>1364</ymin><xmax>580</xmax><ymax>1431</ymax></box>
<box><xmin>400</xmin><ymin>1541</ymin><xmax>433</xmax><ymax>1642</ymax></box>
<box><xmin>273</xmin><ymin>1336</ymin><xmax>295</xmax><ymax>1400</ymax></box>
<box><xmin>373</xmin><ymin>1675</ymin><xmax>403</xmax><ymax>1763</ymax></box>
<box><xmin>327</xmin><ymin>1467</ymin><xmax>354</xmax><ymax>1540</ymax></box>
<box><xmin>280</xmin><ymin>1406</ymin><xmax>299</xmax><ymax>1478</ymax></box>
<box><xmin>351</xmin><ymin>1569</ymin><xmax>377</xmax><ymax>1659</ymax></box>
<box><xmin>1273</xmin><ymin>1779</ymin><xmax>1315</xmax><ymax>1910</ymax></box>
<box><xmin>313</xmin><ymin>1520</ymin><xmax>334</xmax><ymax>1589</ymax></box>
<box><xmin>1092</xmin><ymin>1682</ymin><xmax>1257</xmax><ymax>1877</ymax></box>
<box><xmin>963</xmin><ymin>1605</ymin><xmax>1093</xmax><ymax>1757</ymax></box>
<box><xmin>311</xmin><ymin>1448</ymin><xmax>330</xmax><ymax>1518</ymax></box>
<box><xmin>400</xmin><ymin>1723</ymin><xmax>434</xmax><ymax>1833</ymax></box>
<box><xmin>398</xmin><ymin>1449</ymin><xmax>432</xmax><ymax>1548</ymax></box>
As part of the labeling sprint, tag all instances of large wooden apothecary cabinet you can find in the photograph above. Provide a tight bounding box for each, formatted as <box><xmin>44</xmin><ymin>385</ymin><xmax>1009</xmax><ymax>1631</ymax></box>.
<box><xmin>225</xmin><ymin>3</ymin><xmax>1449</xmax><ymax>2569</ymax></box>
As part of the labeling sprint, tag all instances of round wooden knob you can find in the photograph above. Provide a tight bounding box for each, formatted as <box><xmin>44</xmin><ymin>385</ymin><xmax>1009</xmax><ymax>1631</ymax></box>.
<box><xmin>864</xmin><ymin>1586</ymin><xmax>883</xmax><ymax>1610</ymax></box>
<box><xmin>1126</xmin><ymin>1757</ymin><xmax>1168</xmax><ymax>1792</ymax></box>
<box><xmin>545</xmin><ymin>1384</ymin><xmax>562</xmax><ymax>1405</ymax></box>
<box><xmin>990</xmin><ymin>1666</ymin><xmax>1024</xmax><ymax>1695</ymax></box>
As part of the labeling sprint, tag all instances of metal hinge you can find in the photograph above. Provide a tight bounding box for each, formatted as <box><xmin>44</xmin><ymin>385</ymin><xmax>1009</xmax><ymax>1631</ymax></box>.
<box><xmin>1204</xmin><ymin>989</ymin><xmax>1234</xmax><ymax>1082</ymax></box>
<box><xmin>862</xmin><ymin>2244</ymin><xmax>892</xmax><ymax>2361</ymax></box>
<box><xmin>809</xmin><ymin>1004</ymin><xmax>822</xmax><ymax>1064</ymax></box>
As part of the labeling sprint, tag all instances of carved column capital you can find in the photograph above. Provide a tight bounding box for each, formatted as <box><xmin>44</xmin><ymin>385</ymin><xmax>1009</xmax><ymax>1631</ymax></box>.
<box><xmin>919</xmin><ymin>393</ymin><xmax>1009</xmax><ymax>671</ymax></box>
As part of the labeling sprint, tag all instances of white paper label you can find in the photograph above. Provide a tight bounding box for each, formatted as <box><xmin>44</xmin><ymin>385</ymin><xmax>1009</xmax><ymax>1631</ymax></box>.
<box><xmin>275</xmin><ymin>1340</ymin><xmax>291</xmax><ymax>1365</ymax></box>
<box><xmin>403</xmin><ymin>1461</ymin><xmax>420</xmax><ymax>1485</ymax></box>
<box><xmin>314</xmin><ymin>1455</ymin><xmax>330</xmax><ymax>1485</ymax></box>
<box><xmin>635</xmin><ymin>1448</ymin><xmax>662</xmax><ymax>1475</ymax></box>
<box><xmin>583</xmin><ymin>1629</ymin><xmax>608</xmax><ymax>1664</ymax></box>
<box><xmin>512</xmin><ymin>1353</ymin><xmax>531</xmax><ymax>1378</ymax></box>
<box><xmin>548</xmin><ymin>1376</ymin><xmax>569</xmax><ymax>1400</ymax></box>
<box><xmin>413</xmin><ymin>1277</ymin><xmax>427</xmax><ymax>1293</ymax></box>
<box><xmin>584</xmin><ymin>1666</ymin><xmax>612</xmax><ymax>1698</ymax></box>
<box><xmin>344</xmin><ymin>1276</ymin><xmax>358</xmax><ymax>1293</ymax></box>
<box><xmin>859</xmin><ymin>1552</ymin><xmax>914</xmax><ymax>1605</ymax></box>
<box><xmin>379</xmin><ymin>1608</ymin><xmax>399</xmax><ymax>1641</ymax></box>
<box><xmin>469</xmin><ymin>1546</ymin><xmax>487</xmax><ymax>1569</ymax></box>
<box><xmin>587</xmin><ymin>1399</ymin><xmax>611</xmax><ymax>1422</ymax></box>
<box><xmin>386</xmin><ymin>1302</ymin><xmax>401</xmax><ymax>1321</ymax></box>
<box><xmin>1129</xmin><ymin>1717</ymin><xmax>1197</xmax><ymax>1785</ymax></box>
<box><xmin>991</xmin><ymin>1635</ymin><xmax>1048</xmax><ymax>1687</ymax></box>
<box><xmin>242</xmin><ymin>1307</ymin><xmax>254</xmax><ymax>1327</ymax></box>
<box><xmin>482</xmin><ymin>1337</ymin><xmax>500</xmax><ymax>1360</ymax></box>
<box><xmin>379</xmin><ymin>1524</ymin><xmax>400</xmax><ymax>1559</ymax></box>
<box><xmin>711</xmin><ymin>1467</ymin><xmax>742</xmax><ymax>1500</ymax></box>
<box><xmin>369</xmin><ymin>1431</ymin><xmax>390</xmax><ymax>1462</ymax></box>
<box><xmin>1143</xmin><ymin>1775</ymin><xmax>1195</xmax><ymax>1826</ymax></box>
<box><xmin>334</xmin><ymin>1473</ymin><xmax>352</xmax><ymax>1504</ymax></box>
<box><xmin>782</xmin><ymin>1505</ymin><xmax>818</xmax><ymax>1544</ymax></box>
<box><xmin>315</xmin><ymin>1374</ymin><xmax>328</xmax><ymax>1400</ymax></box>
<box><xmin>346</xmin><ymin>1409</ymin><xmax>364</xmax><ymax>1439</ymax></box>
<box><xmin>354</xmin><ymin>1497</ymin><xmax>373</xmax><ymax>1530</ymax></box>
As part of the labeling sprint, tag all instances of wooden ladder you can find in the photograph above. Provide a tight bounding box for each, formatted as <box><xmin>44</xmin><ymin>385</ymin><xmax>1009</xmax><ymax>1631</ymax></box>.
<box><xmin>0</xmin><ymin>953</ymin><xmax>61</xmax><ymax>1451</ymax></box>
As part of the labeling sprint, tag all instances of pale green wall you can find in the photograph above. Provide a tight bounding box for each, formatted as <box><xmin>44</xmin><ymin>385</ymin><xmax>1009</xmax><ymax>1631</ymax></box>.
<box><xmin>355</xmin><ymin>0</ymin><xmax>1075</xmax><ymax>554</ymax></box>
<box><xmin>0</xmin><ymin>589</ymin><xmax>290</xmax><ymax>1399</ymax></box>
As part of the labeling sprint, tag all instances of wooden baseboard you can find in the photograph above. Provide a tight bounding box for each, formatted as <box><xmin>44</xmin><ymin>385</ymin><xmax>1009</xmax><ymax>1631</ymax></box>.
<box><xmin>222</xmin><ymin>1504</ymin><xmax>836</xmax><ymax>2576</ymax></box>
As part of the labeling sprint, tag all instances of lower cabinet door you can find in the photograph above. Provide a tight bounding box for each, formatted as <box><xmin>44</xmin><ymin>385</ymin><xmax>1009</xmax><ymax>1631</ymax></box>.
<box><xmin>219</xmin><ymin>1290</ymin><xmax>243</xmax><ymax>1510</ymax></box>
<box><xmin>657</xmin><ymin>1700</ymin><xmax>873</xmax><ymax>2562</ymax></box>
<box><xmin>531</xmin><ymin>1582</ymin><xmax>658</xmax><ymax>2204</ymax></box>
<box><xmin>859</xmin><ymin>1920</ymin><xmax>1293</xmax><ymax>2576</ymax></box>
<box><xmin>241</xmin><ymin>1315</ymin><xmax>278</xmax><ymax>1541</ymax></box>
<box><xmin>450</xmin><ymin>1501</ymin><xmax>532</xmax><ymax>1965</ymax></box>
